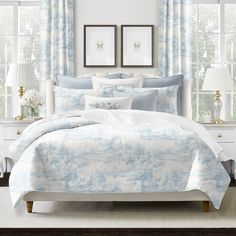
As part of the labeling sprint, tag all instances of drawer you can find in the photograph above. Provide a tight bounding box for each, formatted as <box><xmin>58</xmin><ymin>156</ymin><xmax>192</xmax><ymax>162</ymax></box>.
<box><xmin>220</xmin><ymin>143</ymin><xmax>236</xmax><ymax>158</ymax></box>
<box><xmin>0</xmin><ymin>140</ymin><xmax>13</xmax><ymax>157</ymax></box>
<box><xmin>1</xmin><ymin>126</ymin><xmax>25</xmax><ymax>140</ymax></box>
<box><xmin>208</xmin><ymin>129</ymin><xmax>235</xmax><ymax>143</ymax></box>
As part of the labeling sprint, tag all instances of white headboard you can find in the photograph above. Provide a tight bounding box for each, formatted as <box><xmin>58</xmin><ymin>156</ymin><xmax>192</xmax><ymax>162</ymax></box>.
<box><xmin>46</xmin><ymin>79</ymin><xmax>192</xmax><ymax>119</ymax></box>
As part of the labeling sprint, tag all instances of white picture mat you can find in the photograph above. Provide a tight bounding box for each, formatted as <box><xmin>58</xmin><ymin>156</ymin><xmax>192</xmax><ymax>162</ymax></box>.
<box><xmin>123</xmin><ymin>27</ymin><xmax>152</xmax><ymax>66</ymax></box>
<box><xmin>85</xmin><ymin>27</ymin><xmax>115</xmax><ymax>66</ymax></box>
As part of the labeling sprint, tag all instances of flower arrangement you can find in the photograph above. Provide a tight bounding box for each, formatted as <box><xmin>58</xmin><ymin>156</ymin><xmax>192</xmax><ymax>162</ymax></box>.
<box><xmin>20</xmin><ymin>90</ymin><xmax>43</xmax><ymax>118</ymax></box>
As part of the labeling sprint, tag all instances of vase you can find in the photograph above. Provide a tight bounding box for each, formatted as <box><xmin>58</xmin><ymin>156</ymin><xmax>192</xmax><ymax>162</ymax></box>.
<box><xmin>26</xmin><ymin>106</ymin><xmax>39</xmax><ymax>119</ymax></box>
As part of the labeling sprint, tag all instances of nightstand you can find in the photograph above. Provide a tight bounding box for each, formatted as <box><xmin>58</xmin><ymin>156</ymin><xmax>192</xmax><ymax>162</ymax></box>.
<box><xmin>203</xmin><ymin>123</ymin><xmax>236</xmax><ymax>178</ymax></box>
<box><xmin>0</xmin><ymin>119</ymin><xmax>34</xmax><ymax>178</ymax></box>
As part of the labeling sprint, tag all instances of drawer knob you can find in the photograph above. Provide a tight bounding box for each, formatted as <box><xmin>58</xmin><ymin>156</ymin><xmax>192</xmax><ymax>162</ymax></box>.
<box><xmin>218</xmin><ymin>134</ymin><xmax>223</xmax><ymax>138</ymax></box>
<box><xmin>16</xmin><ymin>130</ymin><xmax>21</xmax><ymax>135</ymax></box>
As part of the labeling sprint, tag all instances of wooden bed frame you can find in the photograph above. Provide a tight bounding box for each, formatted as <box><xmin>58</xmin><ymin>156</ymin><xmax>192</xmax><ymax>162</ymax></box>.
<box><xmin>22</xmin><ymin>79</ymin><xmax>210</xmax><ymax>213</ymax></box>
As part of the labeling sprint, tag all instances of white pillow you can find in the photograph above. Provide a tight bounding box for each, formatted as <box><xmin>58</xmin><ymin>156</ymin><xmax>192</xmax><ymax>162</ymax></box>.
<box><xmin>84</xmin><ymin>95</ymin><xmax>132</xmax><ymax>110</ymax></box>
<box><xmin>92</xmin><ymin>76</ymin><xmax>143</xmax><ymax>90</ymax></box>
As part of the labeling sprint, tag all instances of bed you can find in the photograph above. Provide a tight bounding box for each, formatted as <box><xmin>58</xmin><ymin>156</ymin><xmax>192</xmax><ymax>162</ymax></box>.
<box><xmin>9</xmin><ymin>75</ymin><xmax>230</xmax><ymax>213</ymax></box>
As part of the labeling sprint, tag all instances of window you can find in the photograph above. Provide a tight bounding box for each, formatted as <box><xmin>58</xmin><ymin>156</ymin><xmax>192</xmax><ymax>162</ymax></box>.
<box><xmin>0</xmin><ymin>1</ymin><xmax>39</xmax><ymax>118</ymax></box>
<box><xmin>192</xmin><ymin>0</ymin><xmax>236</xmax><ymax>122</ymax></box>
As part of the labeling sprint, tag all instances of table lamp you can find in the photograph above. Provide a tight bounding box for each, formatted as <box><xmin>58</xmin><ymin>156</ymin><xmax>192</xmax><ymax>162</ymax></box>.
<box><xmin>5</xmin><ymin>63</ymin><xmax>38</xmax><ymax>120</ymax></box>
<box><xmin>202</xmin><ymin>67</ymin><xmax>233</xmax><ymax>124</ymax></box>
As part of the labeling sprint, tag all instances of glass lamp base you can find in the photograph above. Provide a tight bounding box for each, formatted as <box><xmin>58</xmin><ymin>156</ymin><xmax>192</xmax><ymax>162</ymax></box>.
<box><xmin>15</xmin><ymin>115</ymin><xmax>26</xmax><ymax>120</ymax></box>
<box><xmin>212</xmin><ymin>119</ymin><xmax>224</xmax><ymax>124</ymax></box>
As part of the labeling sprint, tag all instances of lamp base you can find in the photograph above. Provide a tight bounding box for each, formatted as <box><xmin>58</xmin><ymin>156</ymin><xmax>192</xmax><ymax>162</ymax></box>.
<box><xmin>214</xmin><ymin>91</ymin><xmax>223</xmax><ymax>125</ymax></box>
<box><xmin>15</xmin><ymin>115</ymin><xmax>26</xmax><ymax>121</ymax></box>
<box><xmin>212</xmin><ymin>119</ymin><xmax>224</xmax><ymax>124</ymax></box>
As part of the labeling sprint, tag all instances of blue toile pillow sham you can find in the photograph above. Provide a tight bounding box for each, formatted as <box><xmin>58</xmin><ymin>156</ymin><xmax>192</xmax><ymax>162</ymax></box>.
<box><xmin>54</xmin><ymin>86</ymin><xmax>98</xmax><ymax>114</ymax></box>
<box><xmin>142</xmin><ymin>75</ymin><xmax>184</xmax><ymax>115</ymax></box>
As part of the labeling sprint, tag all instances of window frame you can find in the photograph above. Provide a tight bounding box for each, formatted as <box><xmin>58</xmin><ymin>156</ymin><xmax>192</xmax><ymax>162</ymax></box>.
<box><xmin>192</xmin><ymin>0</ymin><xmax>236</xmax><ymax>121</ymax></box>
<box><xmin>0</xmin><ymin>0</ymin><xmax>39</xmax><ymax>118</ymax></box>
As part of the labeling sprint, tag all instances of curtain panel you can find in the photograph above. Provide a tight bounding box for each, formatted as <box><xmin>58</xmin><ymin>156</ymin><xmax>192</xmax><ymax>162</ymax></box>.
<box><xmin>158</xmin><ymin>0</ymin><xmax>192</xmax><ymax>118</ymax></box>
<box><xmin>40</xmin><ymin>0</ymin><xmax>74</xmax><ymax>81</ymax></box>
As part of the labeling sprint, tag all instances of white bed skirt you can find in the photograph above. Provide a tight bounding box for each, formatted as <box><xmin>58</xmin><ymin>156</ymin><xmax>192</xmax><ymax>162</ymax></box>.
<box><xmin>23</xmin><ymin>190</ymin><xmax>209</xmax><ymax>202</ymax></box>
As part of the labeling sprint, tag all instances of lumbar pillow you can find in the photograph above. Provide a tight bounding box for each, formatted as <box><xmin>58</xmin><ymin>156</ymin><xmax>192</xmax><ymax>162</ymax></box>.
<box><xmin>55</xmin><ymin>75</ymin><xmax>93</xmax><ymax>89</ymax></box>
<box><xmin>92</xmin><ymin>77</ymin><xmax>143</xmax><ymax>90</ymax></box>
<box><xmin>101</xmin><ymin>88</ymin><xmax>157</xmax><ymax>111</ymax></box>
<box><xmin>84</xmin><ymin>95</ymin><xmax>132</xmax><ymax>110</ymax></box>
<box><xmin>54</xmin><ymin>86</ymin><xmax>98</xmax><ymax>114</ymax></box>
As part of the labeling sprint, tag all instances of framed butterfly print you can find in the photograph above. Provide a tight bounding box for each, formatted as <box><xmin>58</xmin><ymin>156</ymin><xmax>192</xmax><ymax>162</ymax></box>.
<box><xmin>121</xmin><ymin>25</ymin><xmax>154</xmax><ymax>67</ymax></box>
<box><xmin>84</xmin><ymin>25</ymin><xmax>117</xmax><ymax>67</ymax></box>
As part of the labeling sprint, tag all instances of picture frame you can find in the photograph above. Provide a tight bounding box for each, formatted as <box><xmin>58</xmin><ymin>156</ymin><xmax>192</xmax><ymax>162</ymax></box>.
<box><xmin>84</xmin><ymin>25</ymin><xmax>117</xmax><ymax>67</ymax></box>
<box><xmin>121</xmin><ymin>25</ymin><xmax>154</xmax><ymax>67</ymax></box>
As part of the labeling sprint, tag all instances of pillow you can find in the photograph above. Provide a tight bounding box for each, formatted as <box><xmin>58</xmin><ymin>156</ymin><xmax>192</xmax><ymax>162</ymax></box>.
<box><xmin>54</xmin><ymin>86</ymin><xmax>98</xmax><ymax>114</ymax></box>
<box><xmin>154</xmin><ymin>85</ymin><xmax>179</xmax><ymax>115</ymax></box>
<box><xmin>108</xmin><ymin>72</ymin><xmax>134</xmax><ymax>79</ymax></box>
<box><xmin>92</xmin><ymin>77</ymin><xmax>143</xmax><ymax>90</ymax></box>
<box><xmin>142</xmin><ymin>75</ymin><xmax>183</xmax><ymax>88</ymax></box>
<box><xmin>101</xmin><ymin>88</ymin><xmax>156</xmax><ymax>111</ymax></box>
<box><xmin>143</xmin><ymin>75</ymin><xmax>184</xmax><ymax>115</ymax></box>
<box><xmin>84</xmin><ymin>95</ymin><xmax>132</xmax><ymax>110</ymax></box>
<box><xmin>141</xmin><ymin>73</ymin><xmax>161</xmax><ymax>79</ymax></box>
<box><xmin>55</xmin><ymin>75</ymin><xmax>92</xmax><ymax>89</ymax></box>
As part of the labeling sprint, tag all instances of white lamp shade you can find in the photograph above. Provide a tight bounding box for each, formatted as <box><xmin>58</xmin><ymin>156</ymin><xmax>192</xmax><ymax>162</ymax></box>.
<box><xmin>202</xmin><ymin>68</ymin><xmax>233</xmax><ymax>91</ymax></box>
<box><xmin>5</xmin><ymin>63</ymin><xmax>38</xmax><ymax>89</ymax></box>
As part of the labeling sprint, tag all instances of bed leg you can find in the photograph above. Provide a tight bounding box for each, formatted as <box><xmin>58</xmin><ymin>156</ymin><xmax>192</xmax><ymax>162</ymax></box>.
<box><xmin>26</xmin><ymin>201</ymin><xmax>33</xmax><ymax>213</ymax></box>
<box><xmin>203</xmin><ymin>201</ymin><xmax>209</xmax><ymax>212</ymax></box>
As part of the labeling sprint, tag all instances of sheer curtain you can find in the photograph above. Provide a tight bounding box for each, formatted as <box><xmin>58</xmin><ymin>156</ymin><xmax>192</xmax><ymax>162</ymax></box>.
<box><xmin>158</xmin><ymin>0</ymin><xmax>192</xmax><ymax>118</ymax></box>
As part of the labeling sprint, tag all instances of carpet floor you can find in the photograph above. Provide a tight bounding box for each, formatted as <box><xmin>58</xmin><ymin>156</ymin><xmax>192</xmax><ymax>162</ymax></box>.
<box><xmin>1</xmin><ymin>187</ymin><xmax>236</xmax><ymax>228</ymax></box>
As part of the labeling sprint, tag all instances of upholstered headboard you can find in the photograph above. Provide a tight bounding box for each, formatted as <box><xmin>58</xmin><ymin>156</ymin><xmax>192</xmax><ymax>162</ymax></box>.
<box><xmin>45</xmin><ymin>79</ymin><xmax>192</xmax><ymax>119</ymax></box>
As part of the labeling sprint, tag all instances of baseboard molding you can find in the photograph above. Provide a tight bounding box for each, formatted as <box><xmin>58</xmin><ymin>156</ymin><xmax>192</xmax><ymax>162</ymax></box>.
<box><xmin>0</xmin><ymin>228</ymin><xmax>235</xmax><ymax>236</ymax></box>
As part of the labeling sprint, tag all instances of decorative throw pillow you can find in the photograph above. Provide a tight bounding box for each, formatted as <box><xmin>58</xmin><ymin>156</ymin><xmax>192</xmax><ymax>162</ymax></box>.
<box><xmin>154</xmin><ymin>85</ymin><xmax>179</xmax><ymax>115</ymax></box>
<box><xmin>84</xmin><ymin>95</ymin><xmax>132</xmax><ymax>110</ymax></box>
<box><xmin>92</xmin><ymin>77</ymin><xmax>143</xmax><ymax>90</ymax></box>
<box><xmin>55</xmin><ymin>75</ymin><xmax>93</xmax><ymax>89</ymax></box>
<box><xmin>101</xmin><ymin>88</ymin><xmax>157</xmax><ymax>111</ymax></box>
<box><xmin>142</xmin><ymin>75</ymin><xmax>184</xmax><ymax>115</ymax></box>
<box><xmin>54</xmin><ymin>86</ymin><xmax>98</xmax><ymax>114</ymax></box>
<box><xmin>108</xmin><ymin>72</ymin><xmax>134</xmax><ymax>79</ymax></box>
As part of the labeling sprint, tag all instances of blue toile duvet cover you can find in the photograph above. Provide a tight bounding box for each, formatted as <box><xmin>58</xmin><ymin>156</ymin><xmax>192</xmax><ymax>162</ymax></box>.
<box><xmin>9</xmin><ymin>110</ymin><xmax>230</xmax><ymax>208</ymax></box>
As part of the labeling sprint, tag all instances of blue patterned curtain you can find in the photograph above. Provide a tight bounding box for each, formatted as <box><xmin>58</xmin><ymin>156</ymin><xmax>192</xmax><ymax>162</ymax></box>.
<box><xmin>158</xmin><ymin>0</ymin><xmax>192</xmax><ymax>117</ymax></box>
<box><xmin>40</xmin><ymin>0</ymin><xmax>74</xmax><ymax>81</ymax></box>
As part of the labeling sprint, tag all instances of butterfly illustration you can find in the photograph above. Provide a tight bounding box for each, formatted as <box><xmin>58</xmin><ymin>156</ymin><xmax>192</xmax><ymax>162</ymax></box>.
<box><xmin>97</xmin><ymin>41</ymin><xmax>104</xmax><ymax>51</ymax></box>
<box><xmin>134</xmin><ymin>41</ymin><xmax>141</xmax><ymax>50</ymax></box>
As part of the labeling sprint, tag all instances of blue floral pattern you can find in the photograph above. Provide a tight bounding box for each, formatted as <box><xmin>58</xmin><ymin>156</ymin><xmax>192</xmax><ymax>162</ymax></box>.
<box><xmin>40</xmin><ymin>0</ymin><xmax>74</xmax><ymax>81</ymax></box>
<box><xmin>158</xmin><ymin>0</ymin><xmax>192</xmax><ymax>80</ymax></box>
<box><xmin>54</xmin><ymin>86</ymin><xmax>98</xmax><ymax>113</ymax></box>
<box><xmin>9</xmin><ymin>110</ymin><xmax>230</xmax><ymax>209</ymax></box>
<box><xmin>155</xmin><ymin>85</ymin><xmax>179</xmax><ymax>114</ymax></box>
<box><xmin>88</xmin><ymin>102</ymin><xmax>121</xmax><ymax>110</ymax></box>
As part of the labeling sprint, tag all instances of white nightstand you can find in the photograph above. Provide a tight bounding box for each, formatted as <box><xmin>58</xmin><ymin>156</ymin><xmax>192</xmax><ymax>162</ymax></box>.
<box><xmin>203</xmin><ymin>122</ymin><xmax>236</xmax><ymax>178</ymax></box>
<box><xmin>0</xmin><ymin>119</ymin><xmax>34</xmax><ymax>178</ymax></box>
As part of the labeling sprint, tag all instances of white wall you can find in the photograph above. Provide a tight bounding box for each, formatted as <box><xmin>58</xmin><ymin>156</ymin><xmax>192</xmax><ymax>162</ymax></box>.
<box><xmin>74</xmin><ymin>0</ymin><xmax>160</xmax><ymax>76</ymax></box>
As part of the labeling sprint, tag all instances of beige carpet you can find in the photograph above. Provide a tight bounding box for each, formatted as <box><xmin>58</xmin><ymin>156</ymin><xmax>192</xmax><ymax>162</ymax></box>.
<box><xmin>1</xmin><ymin>187</ymin><xmax>236</xmax><ymax>228</ymax></box>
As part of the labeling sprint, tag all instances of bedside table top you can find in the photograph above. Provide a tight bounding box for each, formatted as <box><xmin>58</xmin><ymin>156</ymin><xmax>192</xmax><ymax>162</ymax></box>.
<box><xmin>0</xmin><ymin>118</ymin><xmax>35</xmax><ymax>125</ymax></box>
<box><xmin>200</xmin><ymin>122</ymin><xmax>236</xmax><ymax>127</ymax></box>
